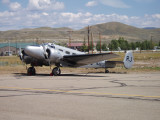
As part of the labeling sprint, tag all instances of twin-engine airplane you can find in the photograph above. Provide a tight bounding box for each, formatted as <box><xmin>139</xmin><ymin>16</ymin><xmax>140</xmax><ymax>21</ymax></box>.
<box><xmin>19</xmin><ymin>43</ymin><xmax>134</xmax><ymax>76</ymax></box>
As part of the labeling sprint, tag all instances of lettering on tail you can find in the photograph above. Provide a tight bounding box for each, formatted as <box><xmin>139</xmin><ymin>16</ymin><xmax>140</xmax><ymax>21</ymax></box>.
<box><xmin>126</xmin><ymin>56</ymin><xmax>132</xmax><ymax>62</ymax></box>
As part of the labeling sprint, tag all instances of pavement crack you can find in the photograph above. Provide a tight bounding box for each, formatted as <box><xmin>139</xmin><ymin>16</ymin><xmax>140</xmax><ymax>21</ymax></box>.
<box><xmin>110</xmin><ymin>79</ymin><xmax>127</xmax><ymax>87</ymax></box>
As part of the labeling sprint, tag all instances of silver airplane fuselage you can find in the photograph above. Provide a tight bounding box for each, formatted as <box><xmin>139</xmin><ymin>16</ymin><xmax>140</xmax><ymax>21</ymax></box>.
<box><xmin>23</xmin><ymin>43</ymin><xmax>84</xmax><ymax>66</ymax></box>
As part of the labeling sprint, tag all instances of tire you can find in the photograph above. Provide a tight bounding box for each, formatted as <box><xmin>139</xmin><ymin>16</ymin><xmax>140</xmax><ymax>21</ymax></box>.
<box><xmin>27</xmin><ymin>67</ymin><xmax>36</xmax><ymax>75</ymax></box>
<box><xmin>52</xmin><ymin>67</ymin><xmax>61</xmax><ymax>76</ymax></box>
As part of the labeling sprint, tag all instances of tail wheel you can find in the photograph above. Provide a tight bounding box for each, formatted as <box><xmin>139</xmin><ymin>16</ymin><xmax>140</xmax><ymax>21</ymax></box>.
<box><xmin>105</xmin><ymin>69</ymin><xmax>109</xmax><ymax>73</ymax></box>
<box><xmin>52</xmin><ymin>67</ymin><xmax>61</xmax><ymax>76</ymax></box>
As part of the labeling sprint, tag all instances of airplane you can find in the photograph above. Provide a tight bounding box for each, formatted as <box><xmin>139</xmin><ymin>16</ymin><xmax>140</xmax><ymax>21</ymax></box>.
<box><xmin>19</xmin><ymin>43</ymin><xmax>134</xmax><ymax>76</ymax></box>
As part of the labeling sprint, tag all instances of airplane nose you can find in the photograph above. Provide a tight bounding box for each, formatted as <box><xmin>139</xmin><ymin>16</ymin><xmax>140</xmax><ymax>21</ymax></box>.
<box><xmin>24</xmin><ymin>46</ymin><xmax>35</xmax><ymax>55</ymax></box>
<box><xmin>24</xmin><ymin>45</ymin><xmax>43</xmax><ymax>59</ymax></box>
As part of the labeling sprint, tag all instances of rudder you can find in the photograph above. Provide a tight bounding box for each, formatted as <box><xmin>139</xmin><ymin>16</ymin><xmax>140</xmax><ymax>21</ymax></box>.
<box><xmin>123</xmin><ymin>51</ymin><xmax>134</xmax><ymax>69</ymax></box>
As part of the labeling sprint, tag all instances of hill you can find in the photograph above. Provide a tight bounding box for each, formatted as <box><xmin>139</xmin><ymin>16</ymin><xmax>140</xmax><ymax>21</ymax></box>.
<box><xmin>78</xmin><ymin>22</ymin><xmax>160</xmax><ymax>42</ymax></box>
<box><xmin>0</xmin><ymin>22</ymin><xmax>160</xmax><ymax>43</ymax></box>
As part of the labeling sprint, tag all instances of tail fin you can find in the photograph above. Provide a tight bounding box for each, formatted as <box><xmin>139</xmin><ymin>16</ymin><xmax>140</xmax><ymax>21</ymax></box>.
<box><xmin>123</xmin><ymin>51</ymin><xmax>134</xmax><ymax>69</ymax></box>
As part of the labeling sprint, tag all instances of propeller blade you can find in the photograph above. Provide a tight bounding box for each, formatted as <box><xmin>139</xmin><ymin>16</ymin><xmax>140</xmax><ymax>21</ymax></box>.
<box><xmin>19</xmin><ymin>46</ymin><xmax>23</xmax><ymax>60</ymax></box>
<box><xmin>42</xmin><ymin>43</ymin><xmax>52</xmax><ymax>68</ymax></box>
<box><xmin>42</xmin><ymin>43</ymin><xmax>49</xmax><ymax>59</ymax></box>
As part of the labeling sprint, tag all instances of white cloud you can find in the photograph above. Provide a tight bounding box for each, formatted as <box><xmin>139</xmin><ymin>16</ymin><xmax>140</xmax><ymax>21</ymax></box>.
<box><xmin>0</xmin><ymin>8</ymin><xmax>160</xmax><ymax>31</ymax></box>
<box><xmin>86</xmin><ymin>1</ymin><xmax>97</xmax><ymax>7</ymax></box>
<box><xmin>27</xmin><ymin>13</ymin><xmax>41</xmax><ymax>19</ymax></box>
<box><xmin>0</xmin><ymin>11</ymin><xmax>14</xmax><ymax>17</ymax></box>
<box><xmin>98</xmin><ymin>0</ymin><xmax>130</xmax><ymax>8</ymax></box>
<box><xmin>28</xmin><ymin>0</ymin><xmax>64</xmax><ymax>11</ymax></box>
<box><xmin>9</xmin><ymin>2</ymin><xmax>21</xmax><ymax>11</ymax></box>
<box><xmin>42</xmin><ymin>12</ymin><xmax>49</xmax><ymax>16</ymax></box>
<box><xmin>85</xmin><ymin>12</ymin><xmax>92</xmax><ymax>17</ymax></box>
<box><xmin>152</xmin><ymin>14</ymin><xmax>160</xmax><ymax>19</ymax></box>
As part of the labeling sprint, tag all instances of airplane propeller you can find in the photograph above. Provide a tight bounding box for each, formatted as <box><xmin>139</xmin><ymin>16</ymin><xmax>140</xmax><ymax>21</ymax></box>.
<box><xmin>19</xmin><ymin>46</ymin><xmax>23</xmax><ymax>61</ymax></box>
<box><xmin>42</xmin><ymin>43</ymin><xmax>49</xmax><ymax>59</ymax></box>
<box><xmin>42</xmin><ymin>43</ymin><xmax>51</xmax><ymax>69</ymax></box>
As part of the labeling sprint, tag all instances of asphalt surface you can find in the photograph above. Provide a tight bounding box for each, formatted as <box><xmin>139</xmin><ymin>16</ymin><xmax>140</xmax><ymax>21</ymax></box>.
<box><xmin>0</xmin><ymin>72</ymin><xmax>160</xmax><ymax>120</ymax></box>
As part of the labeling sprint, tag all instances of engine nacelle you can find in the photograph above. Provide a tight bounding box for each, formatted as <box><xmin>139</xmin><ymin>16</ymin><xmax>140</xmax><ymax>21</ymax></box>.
<box><xmin>46</xmin><ymin>48</ymin><xmax>63</xmax><ymax>64</ymax></box>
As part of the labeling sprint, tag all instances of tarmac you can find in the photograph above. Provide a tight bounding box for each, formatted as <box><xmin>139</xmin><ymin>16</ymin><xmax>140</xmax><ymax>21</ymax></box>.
<box><xmin>0</xmin><ymin>72</ymin><xmax>160</xmax><ymax>120</ymax></box>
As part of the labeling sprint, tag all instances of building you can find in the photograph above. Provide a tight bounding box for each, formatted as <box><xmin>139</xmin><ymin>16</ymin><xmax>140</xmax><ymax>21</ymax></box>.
<box><xmin>67</xmin><ymin>42</ymin><xmax>97</xmax><ymax>51</ymax></box>
<box><xmin>0</xmin><ymin>42</ymin><xmax>36</xmax><ymax>56</ymax></box>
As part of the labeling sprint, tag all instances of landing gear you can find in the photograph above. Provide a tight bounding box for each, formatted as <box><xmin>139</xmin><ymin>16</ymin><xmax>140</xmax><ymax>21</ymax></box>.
<box><xmin>105</xmin><ymin>69</ymin><xmax>109</xmax><ymax>73</ymax></box>
<box><xmin>27</xmin><ymin>67</ymin><xmax>36</xmax><ymax>75</ymax></box>
<box><xmin>51</xmin><ymin>67</ymin><xmax>61</xmax><ymax>76</ymax></box>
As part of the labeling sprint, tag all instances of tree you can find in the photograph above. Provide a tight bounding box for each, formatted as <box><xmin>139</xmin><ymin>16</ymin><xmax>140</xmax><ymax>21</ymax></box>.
<box><xmin>108</xmin><ymin>40</ymin><xmax>119</xmax><ymax>50</ymax></box>
<box><xmin>130</xmin><ymin>42</ymin><xmax>136</xmax><ymax>50</ymax></box>
<box><xmin>140</xmin><ymin>41</ymin><xmax>146</xmax><ymax>50</ymax></box>
<box><xmin>117</xmin><ymin>37</ymin><xmax>130</xmax><ymax>50</ymax></box>
<box><xmin>89</xmin><ymin>41</ymin><xmax>94</xmax><ymax>51</ymax></box>
<box><xmin>135</xmin><ymin>41</ymin><xmax>141</xmax><ymax>49</ymax></box>
<box><xmin>102</xmin><ymin>43</ymin><xmax>108</xmax><ymax>51</ymax></box>
<box><xmin>96</xmin><ymin>41</ymin><xmax>101</xmax><ymax>51</ymax></box>
<box><xmin>81</xmin><ymin>40</ymin><xmax>88</xmax><ymax>52</ymax></box>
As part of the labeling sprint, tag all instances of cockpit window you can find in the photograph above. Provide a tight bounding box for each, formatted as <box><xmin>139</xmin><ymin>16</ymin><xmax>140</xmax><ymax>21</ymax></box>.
<box><xmin>48</xmin><ymin>45</ymin><xmax>55</xmax><ymax>49</ymax></box>
<box><xmin>51</xmin><ymin>46</ymin><xmax>55</xmax><ymax>49</ymax></box>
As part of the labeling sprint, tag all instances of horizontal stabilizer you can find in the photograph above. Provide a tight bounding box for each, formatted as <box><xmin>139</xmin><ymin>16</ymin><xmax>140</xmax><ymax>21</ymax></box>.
<box><xmin>105</xmin><ymin>51</ymin><xmax>134</xmax><ymax>69</ymax></box>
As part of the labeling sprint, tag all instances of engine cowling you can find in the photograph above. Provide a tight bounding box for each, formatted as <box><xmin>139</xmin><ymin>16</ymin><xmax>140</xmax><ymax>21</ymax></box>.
<box><xmin>45</xmin><ymin>48</ymin><xmax>62</xmax><ymax>64</ymax></box>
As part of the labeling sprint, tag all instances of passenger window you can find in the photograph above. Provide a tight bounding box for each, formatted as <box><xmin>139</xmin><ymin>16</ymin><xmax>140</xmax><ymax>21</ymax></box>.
<box><xmin>59</xmin><ymin>49</ymin><xmax>63</xmax><ymax>52</ymax></box>
<box><xmin>51</xmin><ymin>46</ymin><xmax>55</xmax><ymax>49</ymax></box>
<box><xmin>65</xmin><ymin>51</ymin><xmax>70</xmax><ymax>54</ymax></box>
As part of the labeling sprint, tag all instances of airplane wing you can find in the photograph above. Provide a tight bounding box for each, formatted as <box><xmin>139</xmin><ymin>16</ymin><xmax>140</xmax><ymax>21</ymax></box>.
<box><xmin>61</xmin><ymin>52</ymin><xmax>119</xmax><ymax>67</ymax></box>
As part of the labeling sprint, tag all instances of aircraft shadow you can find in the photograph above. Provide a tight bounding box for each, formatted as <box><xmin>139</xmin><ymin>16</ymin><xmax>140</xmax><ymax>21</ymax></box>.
<box><xmin>13</xmin><ymin>73</ymin><xmax>106</xmax><ymax>77</ymax></box>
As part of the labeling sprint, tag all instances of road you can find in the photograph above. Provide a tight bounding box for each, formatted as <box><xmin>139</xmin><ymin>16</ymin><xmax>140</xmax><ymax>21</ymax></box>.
<box><xmin>0</xmin><ymin>73</ymin><xmax>160</xmax><ymax>120</ymax></box>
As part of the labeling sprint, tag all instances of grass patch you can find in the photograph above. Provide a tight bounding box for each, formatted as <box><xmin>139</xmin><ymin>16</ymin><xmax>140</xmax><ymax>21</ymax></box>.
<box><xmin>0</xmin><ymin>56</ymin><xmax>22</xmax><ymax>66</ymax></box>
<box><xmin>0</xmin><ymin>52</ymin><xmax>160</xmax><ymax>74</ymax></box>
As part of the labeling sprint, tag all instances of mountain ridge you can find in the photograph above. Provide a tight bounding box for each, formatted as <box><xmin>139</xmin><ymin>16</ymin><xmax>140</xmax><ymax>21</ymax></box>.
<box><xmin>0</xmin><ymin>22</ymin><xmax>160</xmax><ymax>43</ymax></box>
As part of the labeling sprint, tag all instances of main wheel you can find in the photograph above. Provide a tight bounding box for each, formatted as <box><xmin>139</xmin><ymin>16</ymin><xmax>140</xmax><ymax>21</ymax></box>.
<box><xmin>52</xmin><ymin>67</ymin><xmax>61</xmax><ymax>76</ymax></box>
<box><xmin>27</xmin><ymin>67</ymin><xmax>36</xmax><ymax>75</ymax></box>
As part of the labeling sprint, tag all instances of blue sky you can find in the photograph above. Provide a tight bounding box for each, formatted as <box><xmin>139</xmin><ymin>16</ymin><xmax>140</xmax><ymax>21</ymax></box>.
<box><xmin>0</xmin><ymin>0</ymin><xmax>160</xmax><ymax>30</ymax></box>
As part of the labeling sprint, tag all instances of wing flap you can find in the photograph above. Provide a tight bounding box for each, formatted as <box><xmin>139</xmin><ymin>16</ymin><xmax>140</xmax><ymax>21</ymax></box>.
<box><xmin>62</xmin><ymin>53</ymin><xmax>119</xmax><ymax>67</ymax></box>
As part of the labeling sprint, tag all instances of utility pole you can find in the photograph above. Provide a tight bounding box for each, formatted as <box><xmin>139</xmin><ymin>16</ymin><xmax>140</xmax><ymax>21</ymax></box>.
<box><xmin>91</xmin><ymin>32</ymin><xmax>93</xmax><ymax>54</ymax></box>
<box><xmin>67</xmin><ymin>31</ymin><xmax>73</xmax><ymax>48</ymax></box>
<box><xmin>99</xmin><ymin>32</ymin><xmax>102</xmax><ymax>53</ymax></box>
<box><xmin>87</xmin><ymin>25</ymin><xmax>90</xmax><ymax>54</ymax></box>
<box><xmin>151</xmin><ymin>35</ymin><xmax>153</xmax><ymax>41</ymax></box>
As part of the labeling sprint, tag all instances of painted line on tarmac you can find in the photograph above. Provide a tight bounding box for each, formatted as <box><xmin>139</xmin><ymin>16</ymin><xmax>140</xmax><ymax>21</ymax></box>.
<box><xmin>0</xmin><ymin>86</ymin><xmax>160</xmax><ymax>98</ymax></box>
